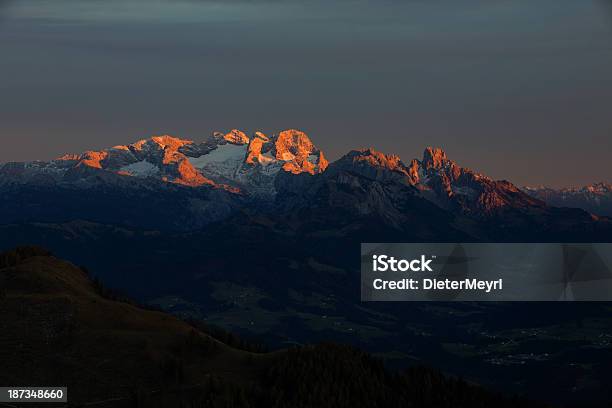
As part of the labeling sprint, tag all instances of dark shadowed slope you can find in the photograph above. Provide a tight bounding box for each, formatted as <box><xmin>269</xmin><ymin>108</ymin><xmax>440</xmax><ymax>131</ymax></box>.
<box><xmin>0</xmin><ymin>247</ymin><xmax>546</xmax><ymax>408</ymax></box>
<box><xmin>0</xmin><ymin>247</ymin><xmax>263</xmax><ymax>405</ymax></box>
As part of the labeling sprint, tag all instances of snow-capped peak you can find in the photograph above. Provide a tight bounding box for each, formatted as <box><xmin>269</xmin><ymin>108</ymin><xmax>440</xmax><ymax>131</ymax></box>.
<box><xmin>3</xmin><ymin>129</ymin><xmax>327</xmax><ymax>196</ymax></box>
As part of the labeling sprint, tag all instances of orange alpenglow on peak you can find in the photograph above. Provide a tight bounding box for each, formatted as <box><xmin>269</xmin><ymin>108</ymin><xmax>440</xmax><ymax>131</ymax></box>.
<box><xmin>274</xmin><ymin>129</ymin><xmax>315</xmax><ymax>161</ymax></box>
<box><xmin>56</xmin><ymin>154</ymin><xmax>81</xmax><ymax>161</ymax></box>
<box><xmin>244</xmin><ymin>131</ymin><xmax>271</xmax><ymax>165</ymax></box>
<box><xmin>337</xmin><ymin>148</ymin><xmax>412</xmax><ymax>177</ymax></box>
<box><xmin>111</xmin><ymin>145</ymin><xmax>131</xmax><ymax>151</ymax></box>
<box><xmin>210</xmin><ymin>129</ymin><xmax>250</xmax><ymax>145</ymax></box>
<box><xmin>329</xmin><ymin>148</ymin><xmax>420</xmax><ymax>184</ymax></box>
<box><xmin>351</xmin><ymin>148</ymin><xmax>404</xmax><ymax>169</ymax></box>
<box><xmin>151</xmin><ymin>135</ymin><xmax>193</xmax><ymax>149</ymax></box>
<box><xmin>422</xmin><ymin>147</ymin><xmax>449</xmax><ymax>170</ymax></box>
<box><xmin>274</xmin><ymin>129</ymin><xmax>328</xmax><ymax>174</ymax></box>
<box><xmin>245</xmin><ymin>137</ymin><xmax>267</xmax><ymax>165</ymax></box>
<box><xmin>126</xmin><ymin>135</ymin><xmax>193</xmax><ymax>152</ymax></box>
<box><xmin>78</xmin><ymin>151</ymin><xmax>109</xmax><ymax>169</ymax></box>
<box><xmin>242</xmin><ymin>129</ymin><xmax>327</xmax><ymax>174</ymax></box>
<box><xmin>253</xmin><ymin>131</ymin><xmax>269</xmax><ymax>142</ymax></box>
<box><xmin>222</xmin><ymin>129</ymin><xmax>250</xmax><ymax>145</ymax></box>
<box><xmin>173</xmin><ymin>159</ymin><xmax>215</xmax><ymax>187</ymax></box>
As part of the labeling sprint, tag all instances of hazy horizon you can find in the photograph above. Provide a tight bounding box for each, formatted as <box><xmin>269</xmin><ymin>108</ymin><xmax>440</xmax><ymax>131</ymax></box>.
<box><xmin>1</xmin><ymin>0</ymin><xmax>611</xmax><ymax>187</ymax></box>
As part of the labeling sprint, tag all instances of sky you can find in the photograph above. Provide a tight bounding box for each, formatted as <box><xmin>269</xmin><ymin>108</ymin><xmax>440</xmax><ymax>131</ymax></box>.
<box><xmin>0</xmin><ymin>0</ymin><xmax>611</xmax><ymax>187</ymax></box>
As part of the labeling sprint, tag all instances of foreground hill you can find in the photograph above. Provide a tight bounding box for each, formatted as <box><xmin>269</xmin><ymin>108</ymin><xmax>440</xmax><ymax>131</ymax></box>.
<box><xmin>0</xmin><ymin>247</ymin><xmax>544</xmax><ymax>408</ymax></box>
<box><xmin>0</xmin><ymin>247</ymin><xmax>262</xmax><ymax>405</ymax></box>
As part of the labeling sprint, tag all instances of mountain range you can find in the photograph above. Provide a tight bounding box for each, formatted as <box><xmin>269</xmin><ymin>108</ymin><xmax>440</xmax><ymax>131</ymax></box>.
<box><xmin>1</xmin><ymin>128</ymin><xmax>609</xmax><ymax>240</ymax></box>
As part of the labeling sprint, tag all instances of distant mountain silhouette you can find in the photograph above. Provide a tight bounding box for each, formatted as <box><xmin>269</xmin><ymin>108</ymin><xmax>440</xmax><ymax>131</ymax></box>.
<box><xmin>524</xmin><ymin>183</ymin><xmax>612</xmax><ymax>217</ymax></box>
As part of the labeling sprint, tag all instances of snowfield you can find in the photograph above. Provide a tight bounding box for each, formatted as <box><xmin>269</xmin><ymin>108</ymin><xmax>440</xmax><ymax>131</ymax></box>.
<box><xmin>119</xmin><ymin>160</ymin><xmax>159</xmax><ymax>177</ymax></box>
